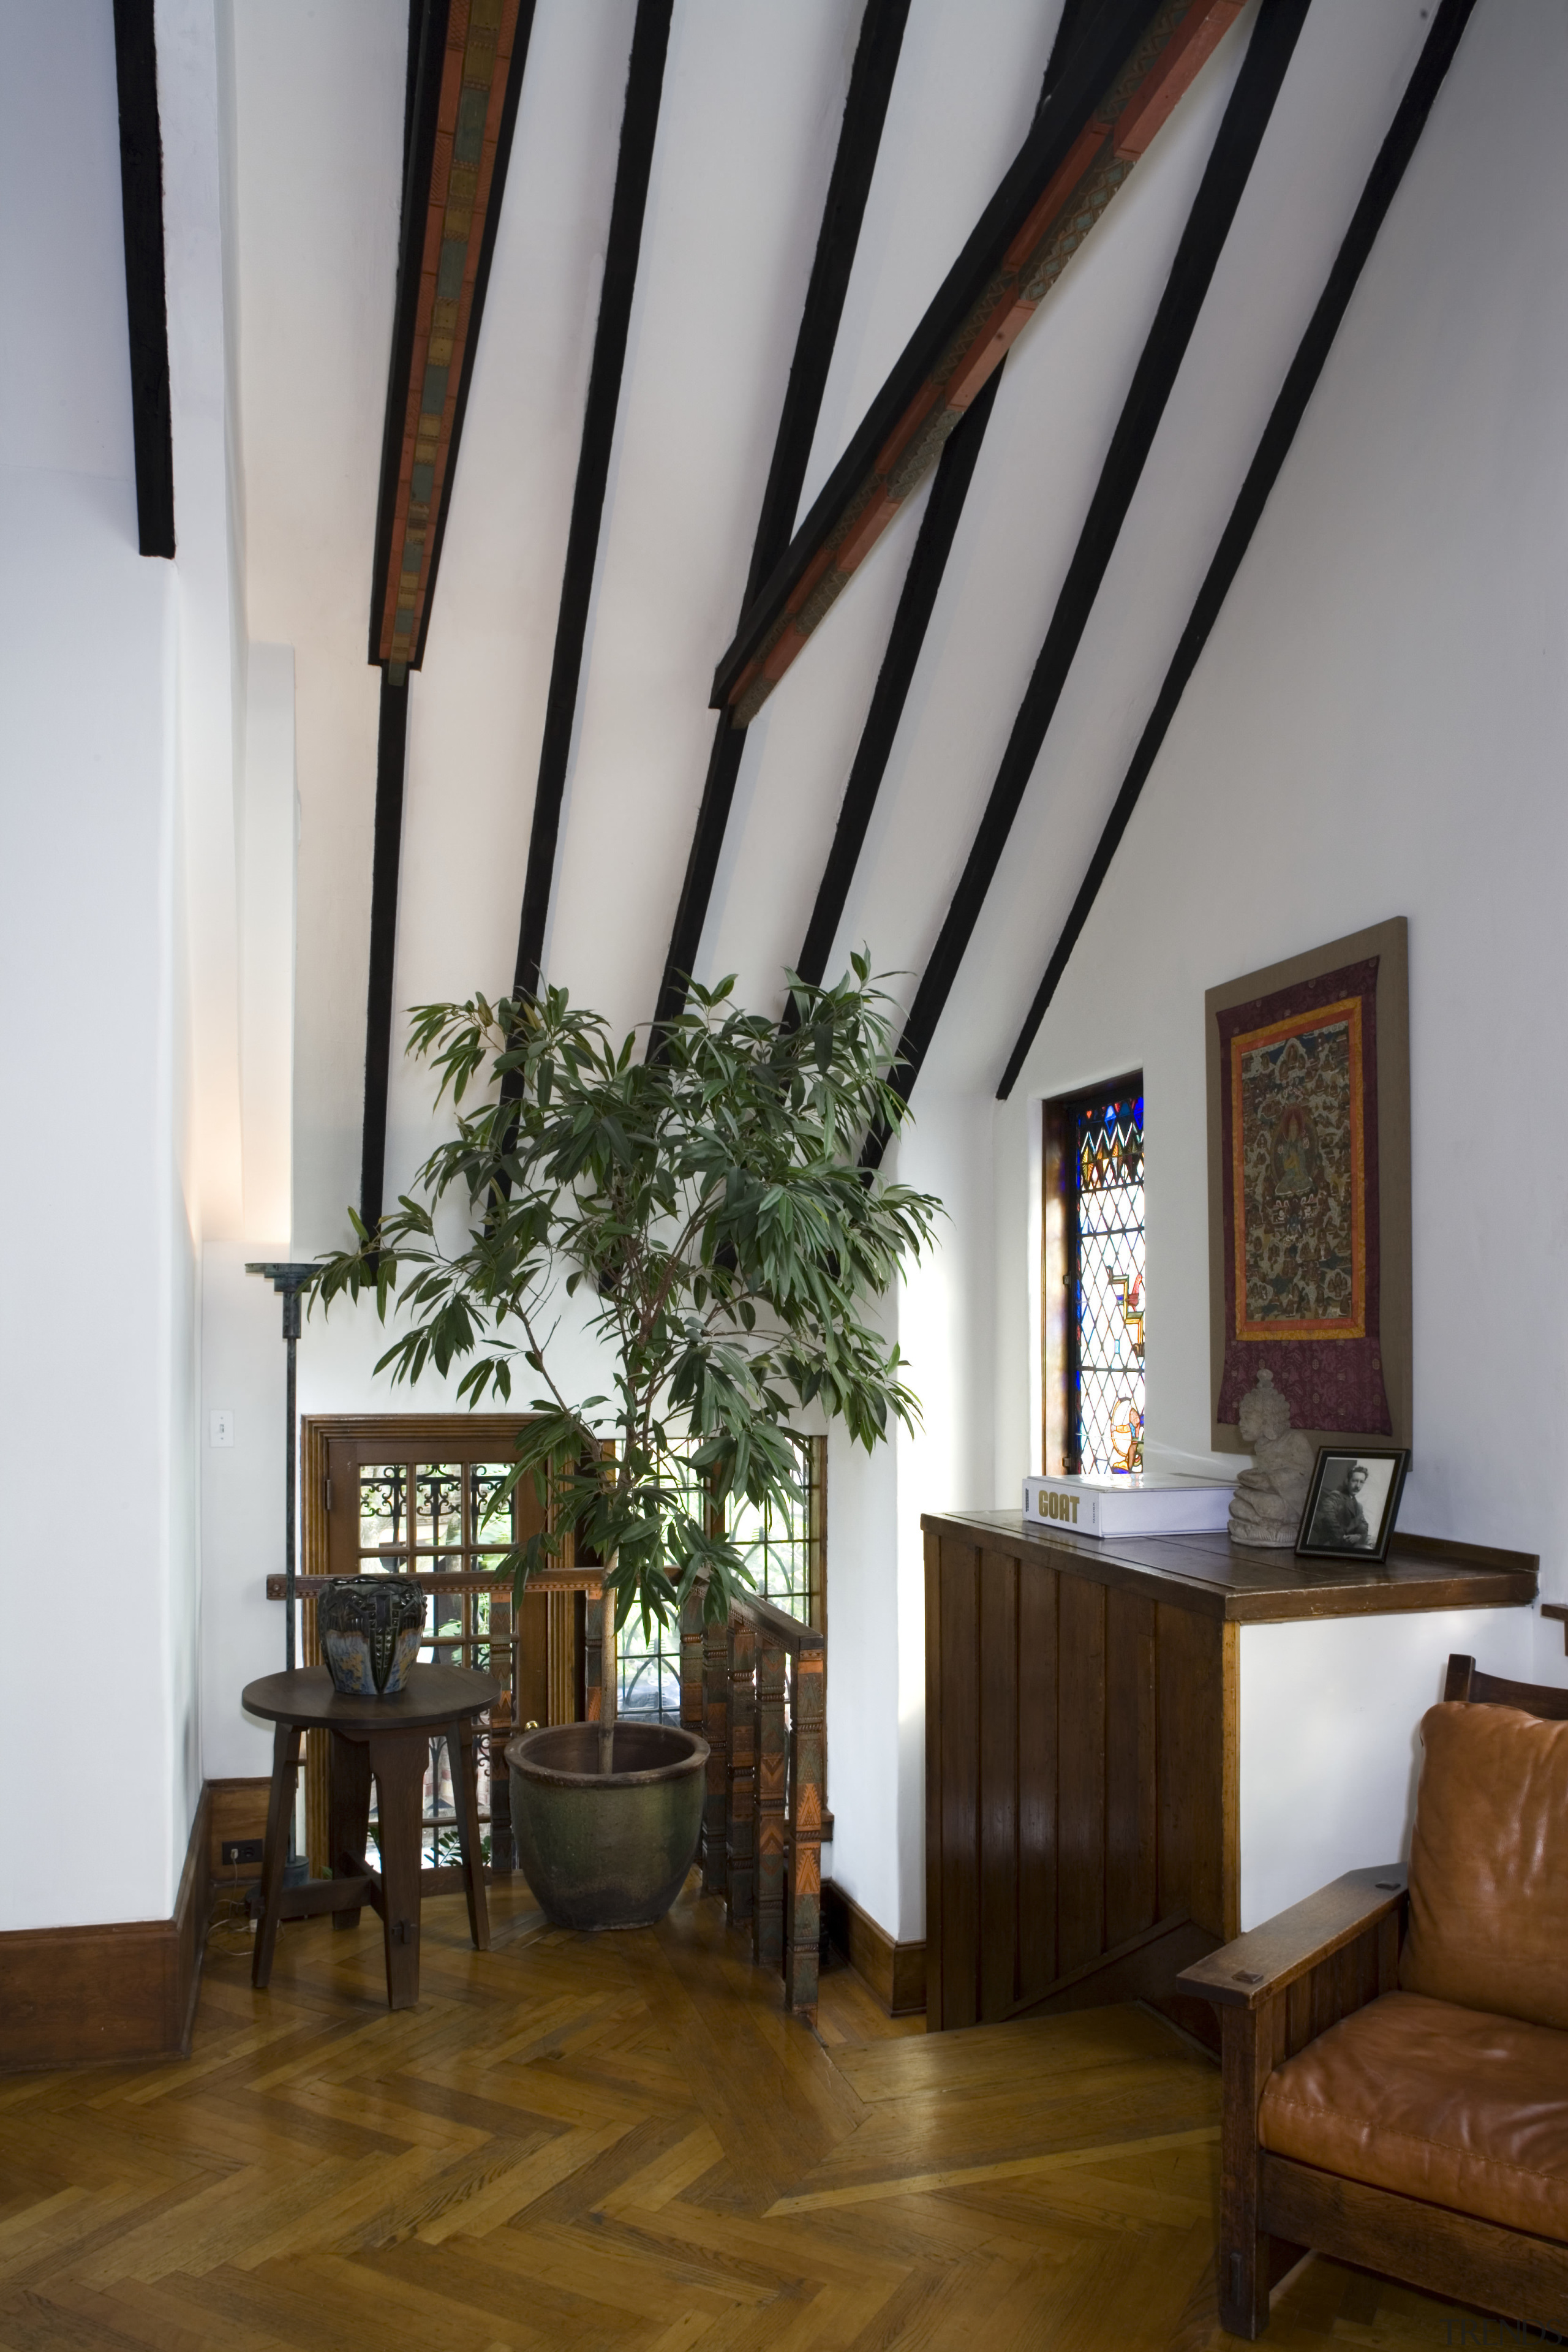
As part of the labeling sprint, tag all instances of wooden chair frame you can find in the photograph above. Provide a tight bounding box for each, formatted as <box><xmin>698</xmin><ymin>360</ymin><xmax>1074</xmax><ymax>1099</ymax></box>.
<box><xmin>1180</xmin><ymin>1654</ymin><xmax>1568</xmax><ymax>2337</ymax></box>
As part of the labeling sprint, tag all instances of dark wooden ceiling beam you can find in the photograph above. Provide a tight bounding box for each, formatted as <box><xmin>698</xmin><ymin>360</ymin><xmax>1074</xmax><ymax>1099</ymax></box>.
<box><xmin>710</xmin><ymin>0</ymin><xmax>1247</xmax><ymax>728</ymax></box>
<box><xmin>512</xmin><ymin>0</ymin><xmax>675</xmax><ymax>1001</ymax></box>
<box><xmin>785</xmin><ymin>2</ymin><xmax>1100</xmax><ymax>1012</ymax></box>
<box><xmin>793</xmin><ymin>371</ymin><xmax>1000</xmax><ymax>996</ymax></box>
<box><xmin>359</xmin><ymin>675</ymin><xmax>411</xmax><ymax>1235</ymax></box>
<box><xmin>368</xmin><ymin>0</ymin><xmax>537</xmax><ymax>679</ymax></box>
<box><xmin>111</xmin><ymin>0</ymin><xmax>175</xmax><ymax>559</ymax></box>
<box><xmin>651</xmin><ymin>0</ymin><xmax>912</xmax><ymax>1035</ymax></box>
<box><xmin>859</xmin><ymin>0</ymin><xmax>1313</xmax><ymax>1167</ymax></box>
<box><xmin>995</xmin><ymin>0</ymin><xmax>1479</xmax><ymax>1101</ymax></box>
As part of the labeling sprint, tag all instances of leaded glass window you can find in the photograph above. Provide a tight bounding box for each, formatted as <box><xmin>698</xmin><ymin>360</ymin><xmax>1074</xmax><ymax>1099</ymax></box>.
<box><xmin>1064</xmin><ymin>1084</ymin><xmax>1145</xmax><ymax>1476</ymax></box>
<box><xmin>613</xmin><ymin>1437</ymin><xmax>826</xmax><ymax>1724</ymax></box>
<box><xmin>350</xmin><ymin>1452</ymin><xmax>526</xmax><ymax>1867</ymax></box>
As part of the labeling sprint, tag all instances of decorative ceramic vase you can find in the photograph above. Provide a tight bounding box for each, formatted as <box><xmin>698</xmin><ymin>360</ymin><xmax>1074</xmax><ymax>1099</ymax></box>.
<box><xmin>317</xmin><ymin>1575</ymin><xmax>426</xmax><ymax>1695</ymax></box>
<box><xmin>505</xmin><ymin>1722</ymin><xmax>709</xmax><ymax>1931</ymax></box>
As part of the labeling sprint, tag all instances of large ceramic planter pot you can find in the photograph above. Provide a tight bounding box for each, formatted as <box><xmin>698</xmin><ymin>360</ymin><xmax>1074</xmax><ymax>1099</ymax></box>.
<box><xmin>505</xmin><ymin>1722</ymin><xmax>709</xmax><ymax>1931</ymax></box>
<box><xmin>318</xmin><ymin>1575</ymin><xmax>426</xmax><ymax>1695</ymax></box>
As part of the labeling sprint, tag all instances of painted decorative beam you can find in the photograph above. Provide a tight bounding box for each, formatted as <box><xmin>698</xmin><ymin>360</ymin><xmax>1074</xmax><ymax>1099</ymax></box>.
<box><xmin>111</xmin><ymin>0</ymin><xmax>175</xmax><ymax>559</ymax></box>
<box><xmin>710</xmin><ymin>0</ymin><xmax>1246</xmax><ymax>728</ymax></box>
<box><xmin>651</xmin><ymin>0</ymin><xmax>912</xmax><ymax>1033</ymax></box>
<box><xmin>359</xmin><ymin>0</ymin><xmax>535</xmax><ymax>1232</ymax></box>
<box><xmin>511</xmin><ymin>0</ymin><xmax>674</xmax><ymax>1001</ymax></box>
<box><xmin>859</xmin><ymin>0</ymin><xmax>1313</xmax><ymax>1167</ymax></box>
<box><xmin>996</xmin><ymin>0</ymin><xmax>1479</xmax><ymax>1101</ymax></box>
<box><xmin>368</xmin><ymin>0</ymin><xmax>536</xmax><ymax>682</ymax></box>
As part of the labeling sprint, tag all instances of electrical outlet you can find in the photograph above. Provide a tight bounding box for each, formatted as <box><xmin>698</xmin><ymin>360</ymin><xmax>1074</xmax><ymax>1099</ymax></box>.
<box><xmin>221</xmin><ymin>1838</ymin><xmax>263</xmax><ymax>1866</ymax></box>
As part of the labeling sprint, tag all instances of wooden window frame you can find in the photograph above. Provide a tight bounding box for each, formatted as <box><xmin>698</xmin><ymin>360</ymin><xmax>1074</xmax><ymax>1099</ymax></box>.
<box><xmin>298</xmin><ymin>1413</ymin><xmax>582</xmax><ymax>1876</ymax></box>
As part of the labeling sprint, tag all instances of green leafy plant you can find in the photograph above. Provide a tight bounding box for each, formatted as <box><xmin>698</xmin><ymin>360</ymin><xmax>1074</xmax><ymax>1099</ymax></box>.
<box><xmin>312</xmin><ymin>959</ymin><xmax>941</xmax><ymax>1643</ymax></box>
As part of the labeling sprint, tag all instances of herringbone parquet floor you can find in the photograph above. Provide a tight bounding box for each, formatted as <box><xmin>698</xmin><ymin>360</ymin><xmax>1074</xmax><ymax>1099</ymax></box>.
<box><xmin>0</xmin><ymin>1877</ymin><xmax>1478</xmax><ymax>2350</ymax></box>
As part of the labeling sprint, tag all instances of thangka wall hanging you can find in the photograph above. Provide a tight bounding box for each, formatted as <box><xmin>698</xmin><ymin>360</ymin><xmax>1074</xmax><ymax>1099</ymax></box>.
<box><xmin>1206</xmin><ymin>919</ymin><xmax>1411</xmax><ymax>1455</ymax></box>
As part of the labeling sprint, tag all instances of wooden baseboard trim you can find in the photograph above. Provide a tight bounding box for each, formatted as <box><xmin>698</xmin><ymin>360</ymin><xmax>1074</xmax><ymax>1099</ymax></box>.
<box><xmin>823</xmin><ymin>1880</ymin><xmax>925</xmax><ymax>2016</ymax></box>
<box><xmin>0</xmin><ymin>1786</ymin><xmax>211</xmax><ymax>2075</ymax></box>
<box><xmin>206</xmin><ymin>1774</ymin><xmax>271</xmax><ymax>1880</ymax></box>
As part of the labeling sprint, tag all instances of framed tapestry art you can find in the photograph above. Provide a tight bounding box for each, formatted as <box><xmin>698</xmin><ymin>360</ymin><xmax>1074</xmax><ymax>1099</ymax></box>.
<box><xmin>1207</xmin><ymin>919</ymin><xmax>1411</xmax><ymax>1455</ymax></box>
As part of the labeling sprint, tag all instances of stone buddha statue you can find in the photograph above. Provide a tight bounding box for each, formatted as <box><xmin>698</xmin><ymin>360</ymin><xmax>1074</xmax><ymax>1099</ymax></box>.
<box><xmin>1227</xmin><ymin>1369</ymin><xmax>1314</xmax><ymax>1548</ymax></box>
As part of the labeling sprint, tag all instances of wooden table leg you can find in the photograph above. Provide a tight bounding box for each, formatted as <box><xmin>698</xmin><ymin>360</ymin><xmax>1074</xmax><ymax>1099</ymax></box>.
<box><xmin>449</xmin><ymin>1717</ymin><xmax>491</xmax><ymax>1952</ymax></box>
<box><xmin>330</xmin><ymin>1730</ymin><xmax>373</xmax><ymax>1931</ymax></box>
<box><xmin>369</xmin><ymin>1732</ymin><xmax>426</xmax><ymax>2010</ymax></box>
<box><xmin>252</xmin><ymin>1719</ymin><xmax>304</xmax><ymax>1990</ymax></box>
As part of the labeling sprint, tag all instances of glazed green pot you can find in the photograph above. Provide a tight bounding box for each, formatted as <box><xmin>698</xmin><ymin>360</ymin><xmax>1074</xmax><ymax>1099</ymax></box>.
<box><xmin>505</xmin><ymin>1722</ymin><xmax>709</xmax><ymax>1931</ymax></box>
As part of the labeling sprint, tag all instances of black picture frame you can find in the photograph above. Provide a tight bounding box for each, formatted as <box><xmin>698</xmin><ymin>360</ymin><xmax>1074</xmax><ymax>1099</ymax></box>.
<box><xmin>1295</xmin><ymin>1446</ymin><xmax>1410</xmax><ymax>1563</ymax></box>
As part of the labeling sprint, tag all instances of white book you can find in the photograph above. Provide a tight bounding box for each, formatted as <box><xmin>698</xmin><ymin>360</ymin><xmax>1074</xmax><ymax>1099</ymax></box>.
<box><xmin>1023</xmin><ymin>1470</ymin><xmax>1234</xmax><ymax>1540</ymax></box>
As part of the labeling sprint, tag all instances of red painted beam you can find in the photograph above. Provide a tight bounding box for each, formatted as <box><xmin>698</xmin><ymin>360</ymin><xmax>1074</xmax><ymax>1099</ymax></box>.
<box><xmin>375</xmin><ymin>0</ymin><xmax>527</xmax><ymax>674</ymax></box>
<box><xmin>722</xmin><ymin>0</ymin><xmax>1243</xmax><ymax>726</ymax></box>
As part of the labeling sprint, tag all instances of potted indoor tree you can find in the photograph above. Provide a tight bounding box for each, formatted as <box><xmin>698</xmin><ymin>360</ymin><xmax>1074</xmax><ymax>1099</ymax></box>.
<box><xmin>313</xmin><ymin>960</ymin><xmax>940</xmax><ymax>1929</ymax></box>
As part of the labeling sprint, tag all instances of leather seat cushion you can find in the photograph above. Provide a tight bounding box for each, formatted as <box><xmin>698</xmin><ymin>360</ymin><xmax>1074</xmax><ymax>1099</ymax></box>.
<box><xmin>1401</xmin><ymin>1700</ymin><xmax>1568</xmax><ymax>2032</ymax></box>
<box><xmin>1257</xmin><ymin>1990</ymin><xmax>1568</xmax><ymax>2241</ymax></box>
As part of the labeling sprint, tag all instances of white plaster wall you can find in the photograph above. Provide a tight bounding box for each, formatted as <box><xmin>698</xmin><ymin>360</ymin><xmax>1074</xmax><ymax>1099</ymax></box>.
<box><xmin>241</xmin><ymin>644</ymin><xmax>298</xmax><ymax>1244</ymax></box>
<box><xmin>987</xmin><ymin>0</ymin><xmax>1568</xmax><ymax>1928</ymax></box>
<box><xmin>0</xmin><ymin>1</ymin><xmax>190</xmax><ymax>1930</ymax></box>
<box><xmin>827</xmin><ymin>1092</ymin><xmax>996</xmax><ymax>1942</ymax></box>
<box><xmin>160</xmin><ymin>0</ymin><xmax>249</xmax><ymax>1242</ymax></box>
<box><xmin>1238</xmin><ymin>1608</ymin><xmax>1536</xmax><ymax>1930</ymax></box>
<box><xmin>228</xmin><ymin>0</ymin><xmax>402</xmax><ymax>1251</ymax></box>
<box><xmin>0</xmin><ymin>469</ymin><xmax>186</xmax><ymax>1931</ymax></box>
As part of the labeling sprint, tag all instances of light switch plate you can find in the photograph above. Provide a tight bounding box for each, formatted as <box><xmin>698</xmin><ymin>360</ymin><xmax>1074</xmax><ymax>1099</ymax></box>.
<box><xmin>209</xmin><ymin>1409</ymin><xmax>235</xmax><ymax>1448</ymax></box>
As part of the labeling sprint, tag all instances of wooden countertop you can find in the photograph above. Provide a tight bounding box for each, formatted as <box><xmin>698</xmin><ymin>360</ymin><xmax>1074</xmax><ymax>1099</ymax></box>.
<box><xmin>922</xmin><ymin>1510</ymin><xmax>1538</xmax><ymax>1624</ymax></box>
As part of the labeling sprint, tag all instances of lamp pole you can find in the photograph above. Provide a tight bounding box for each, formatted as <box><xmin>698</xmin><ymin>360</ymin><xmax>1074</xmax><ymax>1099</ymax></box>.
<box><xmin>246</xmin><ymin>1261</ymin><xmax>317</xmax><ymax>1668</ymax></box>
<box><xmin>247</xmin><ymin>1261</ymin><xmax>317</xmax><ymax>1888</ymax></box>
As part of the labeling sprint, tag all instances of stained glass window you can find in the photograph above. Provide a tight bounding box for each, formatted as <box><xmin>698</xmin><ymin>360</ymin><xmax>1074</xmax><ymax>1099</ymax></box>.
<box><xmin>1069</xmin><ymin>1087</ymin><xmax>1145</xmax><ymax>1476</ymax></box>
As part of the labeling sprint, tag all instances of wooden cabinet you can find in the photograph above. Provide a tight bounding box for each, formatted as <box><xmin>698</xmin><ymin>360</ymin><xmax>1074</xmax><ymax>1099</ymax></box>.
<box><xmin>923</xmin><ymin>1511</ymin><xmax>1537</xmax><ymax>2041</ymax></box>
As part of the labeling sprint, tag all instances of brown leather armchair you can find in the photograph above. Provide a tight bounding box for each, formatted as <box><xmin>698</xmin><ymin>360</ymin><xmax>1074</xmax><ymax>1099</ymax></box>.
<box><xmin>1179</xmin><ymin>1655</ymin><xmax>1568</xmax><ymax>2337</ymax></box>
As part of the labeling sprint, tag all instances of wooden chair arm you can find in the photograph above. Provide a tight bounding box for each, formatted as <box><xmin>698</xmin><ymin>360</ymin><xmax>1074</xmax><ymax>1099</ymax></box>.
<box><xmin>1177</xmin><ymin>1865</ymin><xmax>1406</xmax><ymax>2011</ymax></box>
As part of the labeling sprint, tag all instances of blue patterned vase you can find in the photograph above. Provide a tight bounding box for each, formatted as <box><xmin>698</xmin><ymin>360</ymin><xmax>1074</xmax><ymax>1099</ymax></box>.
<box><xmin>318</xmin><ymin>1575</ymin><xmax>426</xmax><ymax>1695</ymax></box>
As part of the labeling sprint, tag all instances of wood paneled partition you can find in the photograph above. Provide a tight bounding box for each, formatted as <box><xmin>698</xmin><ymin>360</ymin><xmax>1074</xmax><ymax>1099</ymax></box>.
<box><xmin>925</xmin><ymin>1521</ymin><xmax>1234</xmax><ymax>2038</ymax></box>
<box><xmin>923</xmin><ymin>1509</ymin><xmax>1538</xmax><ymax>2042</ymax></box>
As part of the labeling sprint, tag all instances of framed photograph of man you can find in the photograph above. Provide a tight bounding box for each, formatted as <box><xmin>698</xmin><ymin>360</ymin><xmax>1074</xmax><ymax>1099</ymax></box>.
<box><xmin>1295</xmin><ymin>1446</ymin><xmax>1411</xmax><ymax>1562</ymax></box>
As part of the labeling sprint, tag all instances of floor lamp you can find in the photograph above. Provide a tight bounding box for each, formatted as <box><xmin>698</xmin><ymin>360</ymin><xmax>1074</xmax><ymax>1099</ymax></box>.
<box><xmin>247</xmin><ymin>1259</ymin><xmax>317</xmax><ymax>1885</ymax></box>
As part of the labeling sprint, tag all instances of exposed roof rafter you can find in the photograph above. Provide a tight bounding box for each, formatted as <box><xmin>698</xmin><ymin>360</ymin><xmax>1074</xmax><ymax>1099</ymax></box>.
<box><xmin>359</xmin><ymin>676</ymin><xmax>412</xmax><ymax>1234</ymax></box>
<box><xmin>997</xmin><ymin>0</ymin><xmax>1480</xmax><ymax>1101</ymax></box>
<box><xmin>859</xmin><ymin>0</ymin><xmax>1314</xmax><ymax>1167</ymax></box>
<box><xmin>652</xmin><ymin>0</ymin><xmax>913</xmax><ymax>1035</ymax></box>
<box><xmin>111</xmin><ymin>0</ymin><xmax>175</xmax><ymax>559</ymax></box>
<box><xmin>778</xmin><ymin>1</ymin><xmax>1109</xmax><ymax>1021</ymax></box>
<box><xmin>793</xmin><ymin>371</ymin><xmax>1000</xmax><ymax>995</ymax></box>
<box><xmin>711</xmin><ymin>0</ymin><xmax>1246</xmax><ymax>729</ymax></box>
<box><xmin>513</xmin><ymin>0</ymin><xmax>676</xmax><ymax>1003</ymax></box>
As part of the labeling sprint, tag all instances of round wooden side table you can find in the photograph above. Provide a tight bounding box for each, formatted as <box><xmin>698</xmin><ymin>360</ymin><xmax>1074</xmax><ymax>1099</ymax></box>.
<box><xmin>241</xmin><ymin>1663</ymin><xmax>501</xmax><ymax>2010</ymax></box>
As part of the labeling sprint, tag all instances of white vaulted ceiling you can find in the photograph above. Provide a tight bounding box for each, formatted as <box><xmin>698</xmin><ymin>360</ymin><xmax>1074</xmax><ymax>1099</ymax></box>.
<box><xmin>230</xmin><ymin>0</ymin><xmax>1452</xmax><ymax>1248</ymax></box>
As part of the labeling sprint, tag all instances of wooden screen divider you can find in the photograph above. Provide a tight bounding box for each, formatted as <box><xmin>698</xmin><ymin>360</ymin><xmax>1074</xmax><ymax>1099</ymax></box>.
<box><xmin>561</xmin><ymin>1581</ymin><xmax>835</xmax><ymax>2021</ymax></box>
